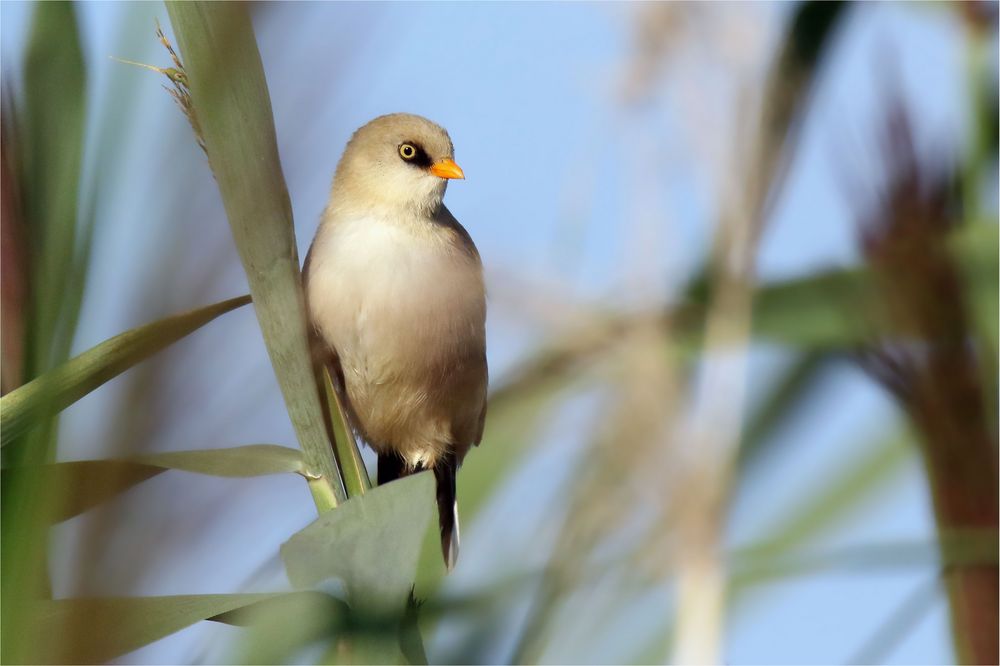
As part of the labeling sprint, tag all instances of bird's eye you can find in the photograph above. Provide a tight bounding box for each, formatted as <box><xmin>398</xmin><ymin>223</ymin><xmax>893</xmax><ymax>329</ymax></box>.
<box><xmin>399</xmin><ymin>143</ymin><xmax>417</xmax><ymax>160</ymax></box>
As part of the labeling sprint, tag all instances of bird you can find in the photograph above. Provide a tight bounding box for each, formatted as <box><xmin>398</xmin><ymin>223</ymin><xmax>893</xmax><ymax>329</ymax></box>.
<box><xmin>303</xmin><ymin>113</ymin><xmax>487</xmax><ymax>571</ymax></box>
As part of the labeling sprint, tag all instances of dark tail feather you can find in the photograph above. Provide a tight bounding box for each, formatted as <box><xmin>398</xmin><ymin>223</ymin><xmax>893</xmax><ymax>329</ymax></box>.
<box><xmin>434</xmin><ymin>451</ymin><xmax>460</xmax><ymax>571</ymax></box>
<box><xmin>380</xmin><ymin>450</ymin><xmax>460</xmax><ymax>571</ymax></box>
<box><xmin>377</xmin><ymin>452</ymin><xmax>407</xmax><ymax>485</ymax></box>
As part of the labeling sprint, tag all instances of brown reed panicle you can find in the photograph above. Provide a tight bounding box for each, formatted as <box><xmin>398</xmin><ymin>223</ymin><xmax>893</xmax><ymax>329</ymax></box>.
<box><xmin>957</xmin><ymin>0</ymin><xmax>999</xmax><ymax>36</ymax></box>
<box><xmin>858</xmin><ymin>103</ymin><xmax>998</xmax><ymax>666</ymax></box>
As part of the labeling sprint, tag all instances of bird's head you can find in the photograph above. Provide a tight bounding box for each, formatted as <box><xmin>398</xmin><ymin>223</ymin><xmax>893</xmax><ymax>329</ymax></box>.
<box><xmin>333</xmin><ymin>113</ymin><xmax>464</xmax><ymax>217</ymax></box>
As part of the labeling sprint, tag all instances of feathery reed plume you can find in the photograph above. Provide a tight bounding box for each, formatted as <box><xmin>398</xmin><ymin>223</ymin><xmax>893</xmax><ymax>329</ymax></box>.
<box><xmin>113</xmin><ymin>20</ymin><xmax>205</xmax><ymax>155</ymax></box>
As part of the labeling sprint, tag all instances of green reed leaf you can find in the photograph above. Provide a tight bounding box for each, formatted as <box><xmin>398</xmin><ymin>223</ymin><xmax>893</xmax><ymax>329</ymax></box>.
<box><xmin>0</xmin><ymin>295</ymin><xmax>250</xmax><ymax>447</ymax></box>
<box><xmin>3</xmin><ymin>444</ymin><xmax>305</xmax><ymax>523</ymax></box>
<box><xmin>165</xmin><ymin>1</ymin><xmax>344</xmax><ymax>509</ymax></box>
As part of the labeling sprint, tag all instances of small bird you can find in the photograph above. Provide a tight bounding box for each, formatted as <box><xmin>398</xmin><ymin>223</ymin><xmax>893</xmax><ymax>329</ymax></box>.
<box><xmin>304</xmin><ymin>113</ymin><xmax>487</xmax><ymax>570</ymax></box>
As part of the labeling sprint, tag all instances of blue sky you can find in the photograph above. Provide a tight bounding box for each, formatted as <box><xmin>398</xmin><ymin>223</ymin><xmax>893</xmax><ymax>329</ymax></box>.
<box><xmin>1</xmin><ymin>2</ymin><xmax>986</xmax><ymax>663</ymax></box>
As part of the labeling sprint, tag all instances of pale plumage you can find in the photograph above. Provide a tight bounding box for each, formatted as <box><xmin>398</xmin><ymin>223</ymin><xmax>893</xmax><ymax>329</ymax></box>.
<box><xmin>304</xmin><ymin>113</ymin><xmax>487</xmax><ymax>570</ymax></box>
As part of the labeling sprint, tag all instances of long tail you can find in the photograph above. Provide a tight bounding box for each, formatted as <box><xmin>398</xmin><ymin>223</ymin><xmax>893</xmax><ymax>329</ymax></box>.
<box><xmin>433</xmin><ymin>451</ymin><xmax>460</xmax><ymax>571</ymax></box>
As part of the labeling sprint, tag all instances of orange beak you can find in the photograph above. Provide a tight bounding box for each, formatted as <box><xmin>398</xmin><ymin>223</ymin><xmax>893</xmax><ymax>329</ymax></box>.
<box><xmin>429</xmin><ymin>158</ymin><xmax>465</xmax><ymax>180</ymax></box>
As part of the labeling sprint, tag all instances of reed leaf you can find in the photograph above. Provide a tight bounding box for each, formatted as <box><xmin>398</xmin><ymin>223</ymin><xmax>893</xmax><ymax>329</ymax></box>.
<box><xmin>164</xmin><ymin>1</ymin><xmax>344</xmax><ymax>510</ymax></box>
<box><xmin>281</xmin><ymin>472</ymin><xmax>435</xmax><ymax>663</ymax></box>
<box><xmin>951</xmin><ymin>220</ymin><xmax>999</xmax><ymax>344</ymax></box>
<box><xmin>0</xmin><ymin>295</ymin><xmax>251</xmax><ymax>447</ymax></box>
<box><xmin>737</xmin><ymin>352</ymin><xmax>829</xmax><ymax>472</ymax></box>
<box><xmin>479</xmin><ymin>236</ymin><xmax>995</xmax><ymax>414</ymax></box>
<box><xmin>750</xmin><ymin>268</ymin><xmax>875</xmax><ymax>348</ymax></box>
<box><xmin>732</xmin><ymin>532</ymin><xmax>999</xmax><ymax>587</ymax></box>
<box><xmin>739</xmin><ymin>430</ymin><xmax>911</xmax><ymax>557</ymax></box>
<box><xmin>281</xmin><ymin>472</ymin><xmax>435</xmax><ymax>611</ymax></box>
<box><xmin>323</xmin><ymin>368</ymin><xmax>370</xmax><ymax>498</ymax></box>
<box><xmin>2</xmin><ymin>444</ymin><xmax>305</xmax><ymax>523</ymax></box>
<box><xmin>1</xmin><ymin>5</ymin><xmax>90</xmax><ymax>661</ymax></box>
<box><xmin>221</xmin><ymin>592</ymin><xmax>349</xmax><ymax>664</ymax></box>
<box><xmin>25</xmin><ymin>592</ymin><xmax>321</xmax><ymax>664</ymax></box>
<box><xmin>20</xmin><ymin>0</ymin><xmax>88</xmax><ymax>381</ymax></box>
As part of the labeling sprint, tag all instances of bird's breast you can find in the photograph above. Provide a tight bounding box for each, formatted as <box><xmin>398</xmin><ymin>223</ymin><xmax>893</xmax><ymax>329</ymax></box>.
<box><xmin>307</xmin><ymin>214</ymin><xmax>486</xmax><ymax>384</ymax></box>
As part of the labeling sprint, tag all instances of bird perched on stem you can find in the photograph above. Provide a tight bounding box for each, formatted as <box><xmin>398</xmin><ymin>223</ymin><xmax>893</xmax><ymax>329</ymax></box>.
<box><xmin>304</xmin><ymin>113</ymin><xmax>487</xmax><ymax>571</ymax></box>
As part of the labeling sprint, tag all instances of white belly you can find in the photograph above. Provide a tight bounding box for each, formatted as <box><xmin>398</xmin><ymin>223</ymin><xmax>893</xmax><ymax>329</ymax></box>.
<box><xmin>306</xmin><ymin>213</ymin><xmax>486</xmax><ymax>463</ymax></box>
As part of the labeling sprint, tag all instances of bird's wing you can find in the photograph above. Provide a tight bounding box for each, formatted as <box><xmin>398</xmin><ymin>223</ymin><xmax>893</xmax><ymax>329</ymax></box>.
<box><xmin>473</xmin><ymin>400</ymin><xmax>487</xmax><ymax>446</ymax></box>
<box><xmin>436</xmin><ymin>205</ymin><xmax>482</xmax><ymax>263</ymax></box>
<box><xmin>302</xmin><ymin>239</ymin><xmax>357</xmax><ymax>451</ymax></box>
<box><xmin>473</xmin><ymin>353</ymin><xmax>488</xmax><ymax>446</ymax></box>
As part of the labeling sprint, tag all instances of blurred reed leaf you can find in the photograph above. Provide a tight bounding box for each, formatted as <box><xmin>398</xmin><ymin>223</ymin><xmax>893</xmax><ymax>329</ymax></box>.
<box><xmin>2</xmin><ymin>4</ymin><xmax>90</xmax><ymax>661</ymax></box>
<box><xmin>951</xmin><ymin>221</ymin><xmax>998</xmax><ymax>431</ymax></box>
<box><xmin>1</xmin><ymin>100</ymin><xmax>27</xmax><ymax>395</ymax></box>
<box><xmin>225</xmin><ymin>589</ymin><xmax>430</xmax><ymax>665</ymax></box>
<box><xmin>629</xmin><ymin>433</ymin><xmax>926</xmax><ymax>663</ymax></box>
<box><xmin>222</xmin><ymin>592</ymin><xmax>349</xmax><ymax>664</ymax></box>
<box><xmin>733</xmin><ymin>531</ymin><xmax>999</xmax><ymax>588</ymax></box>
<box><xmin>3</xmin><ymin>444</ymin><xmax>305</xmax><ymax>524</ymax></box>
<box><xmin>738</xmin><ymin>430</ymin><xmax>910</xmax><ymax>558</ymax></box>
<box><xmin>717</xmin><ymin>227</ymin><xmax>996</xmax><ymax>349</ymax></box>
<box><xmin>26</xmin><ymin>592</ymin><xmax>313</xmax><ymax>664</ymax></box>
<box><xmin>0</xmin><ymin>295</ymin><xmax>251</xmax><ymax>447</ymax></box>
<box><xmin>737</xmin><ymin>352</ymin><xmax>829</xmax><ymax>472</ymax></box>
<box><xmin>20</xmin><ymin>0</ymin><xmax>88</xmax><ymax>381</ymax></box>
<box><xmin>670</xmin><ymin>13</ymin><xmax>849</xmax><ymax>653</ymax></box>
<box><xmin>630</xmin><ymin>432</ymin><xmax>913</xmax><ymax>664</ymax></box>
<box><xmin>746</xmin><ymin>0</ymin><xmax>846</xmax><ymax>226</ymax></box>
<box><xmin>949</xmin><ymin>220</ymin><xmax>999</xmax><ymax>345</ymax></box>
<box><xmin>165</xmin><ymin>1</ymin><xmax>345</xmax><ymax>510</ymax></box>
<box><xmin>479</xmin><ymin>231</ymin><xmax>995</xmax><ymax>412</ymax></box>
<box><xmin>750</xmin><ymin>268</ymin><xmax>874</xmax><ymax>348</ymax></box>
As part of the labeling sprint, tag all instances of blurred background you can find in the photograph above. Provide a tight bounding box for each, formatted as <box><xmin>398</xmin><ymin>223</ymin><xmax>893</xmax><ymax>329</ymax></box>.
<box><xmin>1</xmin><ymin>1</ymin><xmax>997</xmax><ymax>664</ymax></box>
